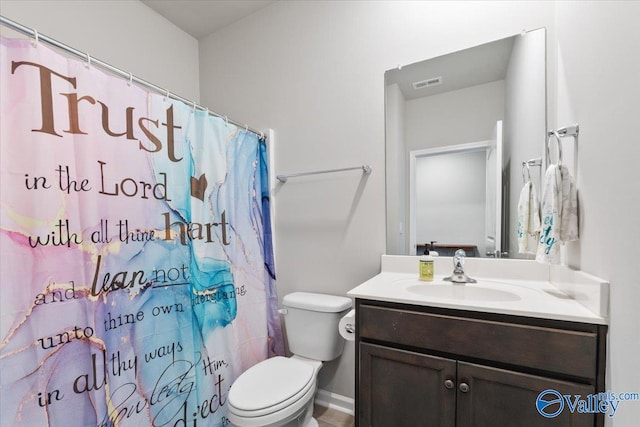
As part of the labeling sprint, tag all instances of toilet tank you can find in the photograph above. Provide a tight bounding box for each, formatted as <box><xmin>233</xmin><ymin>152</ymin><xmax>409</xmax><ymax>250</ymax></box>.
<box><xmin>282</xmin><ymin>292</ymin><xmax>352</xmax><ymax>361</ymax></box>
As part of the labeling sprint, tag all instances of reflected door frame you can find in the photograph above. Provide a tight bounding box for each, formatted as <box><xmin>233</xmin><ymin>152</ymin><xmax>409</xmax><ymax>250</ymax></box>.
<box><xmin>408</xmin><ymin>139</ymin><xmax>498</xmax><ymax>256</ymax></box>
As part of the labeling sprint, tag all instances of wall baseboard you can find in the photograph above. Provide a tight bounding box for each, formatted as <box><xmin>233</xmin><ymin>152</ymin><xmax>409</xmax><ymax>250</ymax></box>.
<box><xmin>314</xmin><ymin>389</ymin><xmax>355</xmax><ymax>415</ymax></box>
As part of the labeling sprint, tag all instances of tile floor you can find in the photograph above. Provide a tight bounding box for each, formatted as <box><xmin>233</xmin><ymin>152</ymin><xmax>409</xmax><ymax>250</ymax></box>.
<box><xmin>313</xmin><ymin>405</ymin><xmax>354</xmax><ymax>427</ymax></box>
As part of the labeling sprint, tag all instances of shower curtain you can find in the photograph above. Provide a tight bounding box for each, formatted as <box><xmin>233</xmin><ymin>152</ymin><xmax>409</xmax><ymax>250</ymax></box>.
<box><xmin>0</xmin><ymin>37</ymin><xmax>283</xmax><ymax>426</ymax></box>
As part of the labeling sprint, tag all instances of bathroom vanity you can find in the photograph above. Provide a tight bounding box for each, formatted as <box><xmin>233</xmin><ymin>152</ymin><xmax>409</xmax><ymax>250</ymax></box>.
<box><xmin>348</xmin><ymin>256</ymin><xmax>609</xmax><ymax>427</ymax></box>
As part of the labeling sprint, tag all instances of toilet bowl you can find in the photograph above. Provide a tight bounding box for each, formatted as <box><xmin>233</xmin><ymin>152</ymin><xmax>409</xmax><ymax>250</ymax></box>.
<box><xmin>227</xmin><ymin>292</ymin><xmax>352</xmax><ymax>427</ymax></box>
<box><xmin>228</xmin><ymin>356</ymin><xmax>321</xmax><ymax>427</ymax></box>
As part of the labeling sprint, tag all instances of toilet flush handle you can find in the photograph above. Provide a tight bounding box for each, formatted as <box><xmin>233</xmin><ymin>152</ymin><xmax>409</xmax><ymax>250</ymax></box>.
<box><xmin>278</xmin><ymin>308</ymin><xmax>288</xmax><ymax>315</ymax></box>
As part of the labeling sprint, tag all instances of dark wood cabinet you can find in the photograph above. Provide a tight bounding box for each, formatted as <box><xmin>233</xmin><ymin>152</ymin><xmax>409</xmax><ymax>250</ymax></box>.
<box><xmin>359</xmin><ymin>343</ymin><xmax>456</xmax><ymax>427</ymax></box>
<box><xmin>456</xmin><ymin>362</ymin><xmax>595</xmax><ymax>427</ymax></box>
<box><xmin>355</xmin><ymin>299</ymin><xmax>607</xmax><ymax>427</ymax></box>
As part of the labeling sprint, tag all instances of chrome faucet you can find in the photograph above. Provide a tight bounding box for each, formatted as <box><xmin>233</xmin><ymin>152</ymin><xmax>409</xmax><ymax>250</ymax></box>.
<box><xmin>444</xmin><ymin>249</ymin><xmax>477</xmax><ymax>283</ymax></box>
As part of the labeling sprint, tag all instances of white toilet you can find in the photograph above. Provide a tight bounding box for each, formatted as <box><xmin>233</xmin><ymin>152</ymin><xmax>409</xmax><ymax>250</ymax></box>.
<box><xmin>227</xmin><ymin>292</ymin><xmax>352</xmax><ymax>427</ymax></box>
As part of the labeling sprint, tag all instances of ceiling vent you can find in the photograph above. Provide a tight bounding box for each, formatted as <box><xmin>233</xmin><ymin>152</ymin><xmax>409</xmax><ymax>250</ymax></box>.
<box><xmin>412</xmin><ymin>76</ymin><xmax>442</xmax><ymax>90</ymax></box>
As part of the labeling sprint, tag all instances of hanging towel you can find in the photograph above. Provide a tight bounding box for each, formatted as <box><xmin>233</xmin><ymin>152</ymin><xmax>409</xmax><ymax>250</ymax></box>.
<box><xmin>536</xmin><ymin>165</ymin><xmax>562</xmax><ymax>263</ymax></box>
<box><xmin>536</xmin><ymin>164</ymin><xmax>578</xmax><ymax>264</ymax></box>
<box><xmin>517</xmin><ymin>180</ymin><xmax>541</xmax><ymax>254</ymax></box>
<box><xmin>559</xmin><ymin>164</ymin><xmax>579</xmax><ymax>242</ymax></box>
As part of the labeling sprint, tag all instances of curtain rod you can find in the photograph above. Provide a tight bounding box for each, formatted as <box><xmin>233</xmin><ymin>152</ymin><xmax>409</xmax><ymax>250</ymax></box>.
<box><xmin>0</xmin><ymin>15</ymin><xmax>265</xmax><ymax>140</ymax></box>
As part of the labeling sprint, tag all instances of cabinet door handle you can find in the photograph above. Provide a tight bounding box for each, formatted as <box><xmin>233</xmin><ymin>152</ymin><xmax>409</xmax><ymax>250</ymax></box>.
<box><xmin>444</xmin><ymin>379</ymin><xmax>454</xmax><ymax>389</ymax></box>
<box><xmin>459</xmin><ymin>382</ymin><xmax>470</xmax><ymax>393</ymax></box>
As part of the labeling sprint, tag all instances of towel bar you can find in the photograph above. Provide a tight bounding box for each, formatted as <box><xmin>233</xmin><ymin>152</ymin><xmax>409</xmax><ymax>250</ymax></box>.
<box><xmin>276</xmin><ymin>165</ymin><xmax>372</xmax><ymax>183</ymax></box>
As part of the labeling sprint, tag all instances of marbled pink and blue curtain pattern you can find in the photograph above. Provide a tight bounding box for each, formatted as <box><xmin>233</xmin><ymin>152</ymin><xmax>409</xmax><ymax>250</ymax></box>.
<box><xmin>0</xmin><ymin>37</ymin><xmax>283</xmax><ymax>426</ymax></box>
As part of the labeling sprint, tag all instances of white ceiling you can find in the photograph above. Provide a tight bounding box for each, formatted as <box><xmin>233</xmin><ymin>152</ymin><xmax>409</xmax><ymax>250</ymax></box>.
<box><xmin>141</xmin><ymin>0</ymin><xmax>276</xmax><ymax>39</ymax></box>
<box><xmin>143</xmin><ymin>0</ymin><xmax>515</xmax><ymax>100</ymax></box>
<box><xmin>386</xmin><ymin>35</ymin><xmax>515</xmax><ymax>100</ymax></box>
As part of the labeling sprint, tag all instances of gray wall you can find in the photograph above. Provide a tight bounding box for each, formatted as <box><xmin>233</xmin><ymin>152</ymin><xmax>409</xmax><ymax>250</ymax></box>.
<box><xmin>0</xmin><ymin>0</ymin><xmax>200</xmax><ymax>102</ymax></box>
<box><xmin>405</xmin><ymin>80</ymin><xmax>504</xmax><ymax>152</ymax></box>
<box><xmin>403</xmin><ymin>81</ymin><xmax>504</xmax><ymax>255</ymax></box>
<box><xmin>555</xmin><ymin>3</ymin><xmax>640</xmax><ymax>426</ymax></box>
<box><xmin>199</xmin><ymin>5</ymin><xmax>640</xmax><ymax>425</ymax></box>
<box><xmin>198</xmin><ymin>0</ymin><xmax>557</xmax><ymax>401</ymax></box>
<box><xmin>415</xmin><ymin>150</ymin><xmax>487</xmax><ymax>253</ymax></box>
<box><xmin>504</xmin><ymin>29</ymin><xmax>547</xmax><ymax>258</ymax></box>
<box><xmin>385</xmin><ymin>83</ymin><xmax>406</xmax><ymax>255</ymax></box>
<box><xmin>2</xmin><ymin>2</ymin><xmax>638</xmax><ymax>425</ymax></box>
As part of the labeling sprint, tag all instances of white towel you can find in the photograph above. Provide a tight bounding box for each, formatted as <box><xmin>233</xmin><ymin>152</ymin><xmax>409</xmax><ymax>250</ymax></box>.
<box><xmin>517</xmin><ymin>181</ymin><xmax>540</xmax><ymax>254</ymax></box>
<box><xmin>559</xmin><ymin>164</ymin><xmax>579</xmax><ymax>242</ymax></box>
<box><xmin>536</xmin><ymin>164</ymin><xmax>578</xmax><ymax>264</ymax></box>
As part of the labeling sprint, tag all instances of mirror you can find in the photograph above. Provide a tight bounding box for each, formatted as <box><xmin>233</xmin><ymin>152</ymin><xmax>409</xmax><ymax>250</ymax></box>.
<box><xmin>385</xmin><ymin>28</ymin><xmax>546</xmax><ymax>258</ymax></box>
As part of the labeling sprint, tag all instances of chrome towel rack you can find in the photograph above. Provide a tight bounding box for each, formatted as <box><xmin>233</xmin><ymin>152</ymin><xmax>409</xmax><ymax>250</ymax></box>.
<box><xmin>546</xmin><ymin>124</ymin><xmax>579</xmax><ymax>165</ymax></box>
<box><xmin>521</xmin><ymin>157</ymin><xmax>542</xmax><ymax>183</ymax></box>
<box><xmin>276</xmin><ymin>165</ymin><xmax>372</xmax><ymax>183</ymax></box>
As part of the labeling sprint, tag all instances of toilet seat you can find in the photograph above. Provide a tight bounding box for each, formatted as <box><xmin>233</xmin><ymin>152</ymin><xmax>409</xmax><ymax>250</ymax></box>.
<box><xmin>228</xmin><ymin>356</ymin><xmax>316</xmax><ymax>418</ymax></box>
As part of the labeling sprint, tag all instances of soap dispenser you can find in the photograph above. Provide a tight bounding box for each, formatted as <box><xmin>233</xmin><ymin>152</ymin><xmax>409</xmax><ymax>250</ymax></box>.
<box><xmin>419</xmin><ymin>244</ymin><xmax>434</xmax><ymax>281</ymax></box>
<box><xmin>428</xmin><ymin>240</ymin><xmax>439</xmax><ymax>257</ymax></box>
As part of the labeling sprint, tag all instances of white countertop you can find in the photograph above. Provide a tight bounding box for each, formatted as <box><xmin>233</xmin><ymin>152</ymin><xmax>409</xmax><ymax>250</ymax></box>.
<box><xmin>347</xmin><ymin>256</ymin><xmax>609</xmax><ymax>325</ymax></box>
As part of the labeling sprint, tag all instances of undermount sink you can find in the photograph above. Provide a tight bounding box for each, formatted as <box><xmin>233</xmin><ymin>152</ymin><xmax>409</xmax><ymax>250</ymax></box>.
<box><xmin>406</xmin><ymin>284</ymin><xmax>521</xmax><ymax>302</ymax></box>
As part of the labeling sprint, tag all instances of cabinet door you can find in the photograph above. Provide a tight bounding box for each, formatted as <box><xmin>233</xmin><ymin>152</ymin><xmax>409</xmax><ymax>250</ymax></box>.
<box><xmin>456</xmin><ymin>362</ymin><xmax>596</xmax><ymax>427</ymax></box>
<box><xmin>359</xmin><ymin>342</ymin><xmax>456</xmax><ymax>427</ymax></box>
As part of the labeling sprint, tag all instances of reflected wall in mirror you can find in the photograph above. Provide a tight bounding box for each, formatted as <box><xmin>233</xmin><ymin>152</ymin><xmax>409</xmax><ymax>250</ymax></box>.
<box><xmin>385</xmin><ymin>28</ymin><xmax>546</xmax><ymax>258</ymax></box>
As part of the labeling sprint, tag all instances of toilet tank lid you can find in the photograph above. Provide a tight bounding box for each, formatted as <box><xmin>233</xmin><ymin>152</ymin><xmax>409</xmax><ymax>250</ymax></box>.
<box><xmin>283</xmin><ymin>292</ymin><xmax>352</xmax><ymax>313</ymax></box>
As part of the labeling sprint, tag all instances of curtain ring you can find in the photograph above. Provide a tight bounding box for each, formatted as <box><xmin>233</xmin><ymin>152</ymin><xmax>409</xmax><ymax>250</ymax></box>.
<box><xmin>164</xmin><ymin>89</ymin><xmax>170</xmax><ymax>101</ymax></box>
<box><xmin>192</xmin><ymin>100</ymin><xmax>197</xmax><ymax>113</ymax></box>
<box><xmin>31</xmin><ymin>29</ymin><xmax>39</xmax><ymax>48</ymax></box>
<box><xmin>244</xmin><ymin>124</ymin><xmax>249</xmax><ymax>133</ymax></box>
<box><xmin>224</xmin><ymin>116</ymin><xmax>228</xmax><ymax>127</ymax></box>
<box><xmin>546</xmin><ymin>131</ymin><xmax>563</xmax><ymax>165</ymax></box>
<box><xmin>127</xmin><ymin>72</ymin><xmax>133</xmax><ymax>87</ymax></box>
<box><xmin>85</xmin><ymin>53</ymin><xmax>91</xmax><ymax>69</ymax></box>
<box><xmin>259</xmin><ymin>131</ymin><xmax>265</xmax><ymax>140</ymax></box>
